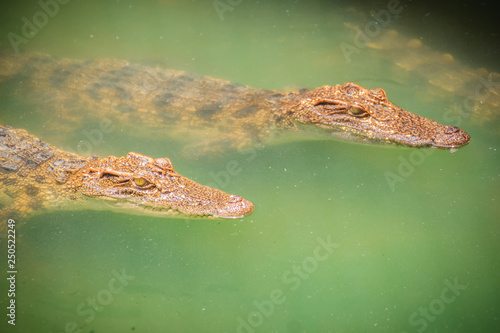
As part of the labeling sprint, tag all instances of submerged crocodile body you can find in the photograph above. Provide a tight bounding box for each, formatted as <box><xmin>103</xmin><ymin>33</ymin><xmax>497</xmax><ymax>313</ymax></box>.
<box><xmin>0</xmin><ymin>53</ymin><xmax>470</xmax><ymax>154</ymax></box>
<box><xmin>360</xmin><ymin>29</ymin><xmax>500</xmax><ymax>125</ymax></box>
<box><xmin>0</xmin><ymin>124</ymin><xmax>254</xmax><ymax>231</ymax></box>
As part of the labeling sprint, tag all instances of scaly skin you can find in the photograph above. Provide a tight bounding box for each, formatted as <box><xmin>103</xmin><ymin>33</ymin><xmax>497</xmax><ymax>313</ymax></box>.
<box><xmin>0</xmin><ymin>53</ymin><xmax>470</xmax><ymax>153</ymax></box>
<box><xmin>279</xmin><ymin>83</ymin><xmax>471</xmax><ymax>148</ymax></box>
<box><xmin>0</xmin><ymin>125</ymin><xmax>254</xmax><ymax>231</ymax></box>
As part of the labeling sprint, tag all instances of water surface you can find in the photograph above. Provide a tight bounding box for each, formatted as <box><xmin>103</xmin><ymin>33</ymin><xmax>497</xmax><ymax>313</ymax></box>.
<box><xmin>0</xmin><ymin>1</ymin><xmax>498</xmax><ymax>332</ymax></box>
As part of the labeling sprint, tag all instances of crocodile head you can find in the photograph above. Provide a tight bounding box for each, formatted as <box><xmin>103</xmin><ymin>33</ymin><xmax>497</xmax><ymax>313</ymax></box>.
<box><xmin>76</xmin><ymin>152</ymin><xmax>254</xmax><ymax>219</ymax></box>
<box><xmin>286</xmin><ymin>82</ymin><xmax>470</xmax><ymax>148</ymax></box>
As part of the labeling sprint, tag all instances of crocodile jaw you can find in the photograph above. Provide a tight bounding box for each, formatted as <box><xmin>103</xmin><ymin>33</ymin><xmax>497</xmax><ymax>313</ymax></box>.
<box><xmin>85</xmin><ymin>193</ymin><xmax>255</xmax><ymax>219</ymax></box>
<box><xmin>323</xmin><ymin>118</ymin><xmax>471</xmax><ymax>148</ymax></box>
<box><xmin>133</xmin><ymin>188</ymin><xmax>255</xmax><ymax>219</ymax></box>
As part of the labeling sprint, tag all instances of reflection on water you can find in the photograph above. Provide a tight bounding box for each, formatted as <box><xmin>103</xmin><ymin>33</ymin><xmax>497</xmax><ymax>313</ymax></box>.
<box><xmin>0</xmin><ymin>1</ymin><xmax>499</xmax><ymax>332</ymax></box>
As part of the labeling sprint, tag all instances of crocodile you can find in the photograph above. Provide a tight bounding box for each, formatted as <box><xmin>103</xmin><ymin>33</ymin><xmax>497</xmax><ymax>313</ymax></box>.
<box><xmin>0</xmin><ymin>124</ymin><xmax>255</xmax><ymax>232</ymax></box>
<box><xmin>0</xmin><ymin>52</ymin><xmax>470</xmax><ymax>154</ymax></box>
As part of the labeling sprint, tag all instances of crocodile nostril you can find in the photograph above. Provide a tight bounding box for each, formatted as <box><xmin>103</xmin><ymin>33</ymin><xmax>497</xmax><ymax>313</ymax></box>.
<box><xmin>444</xmin><ymin>126</ymin><xmax>460</xmax><ymax>134</ymax></box>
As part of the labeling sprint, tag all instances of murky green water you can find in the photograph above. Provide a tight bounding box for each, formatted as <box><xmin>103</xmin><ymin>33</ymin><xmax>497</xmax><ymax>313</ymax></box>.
<box><xmin>1</xmin><ymin>1</ymin><xmax>499</xmax><ymax>332</ymax></box>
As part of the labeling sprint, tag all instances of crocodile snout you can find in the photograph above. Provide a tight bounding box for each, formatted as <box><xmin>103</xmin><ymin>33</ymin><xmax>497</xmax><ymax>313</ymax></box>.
<box><xmin>216</xmin><ymin>195</ymin><xmax>255</xmax><ymax>219</ymax></box>
<box><xmin>432</xmin><ymin>126</ymin><xmax>471</xmax><ymax>148</ymax></box>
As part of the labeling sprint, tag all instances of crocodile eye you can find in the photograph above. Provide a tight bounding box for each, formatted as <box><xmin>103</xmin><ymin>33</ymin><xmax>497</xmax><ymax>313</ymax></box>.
<box><xmin>349</xmin><ymin>107</ymin><xmax>368</xmax><ymax>117</ymax></box>
<box><xmin>133</xmin><ymin>178</ymin><xmax>148</xmax><ymax>186</ymax></box>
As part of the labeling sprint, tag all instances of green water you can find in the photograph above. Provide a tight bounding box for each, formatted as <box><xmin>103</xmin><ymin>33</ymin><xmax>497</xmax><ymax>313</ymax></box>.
<box><xmin>1</xmin><ymin>1</ymin><xmax>499</xmax><ymax>332</ymax></box>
